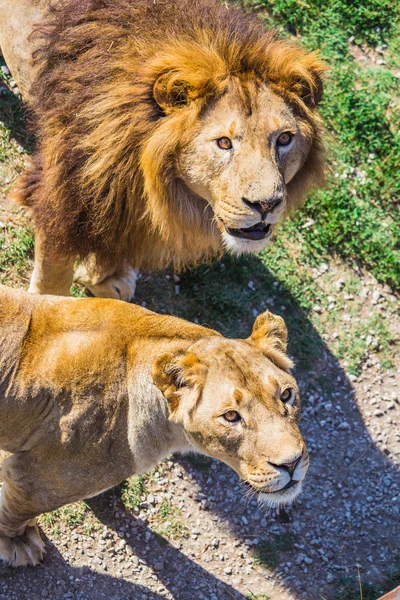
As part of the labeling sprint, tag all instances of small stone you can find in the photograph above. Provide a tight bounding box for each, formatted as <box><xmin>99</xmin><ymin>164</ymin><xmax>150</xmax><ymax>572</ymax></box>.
<box><xmin>338</xmin><ymin>421</ymin><xmax>350</xmax><ymax>431</ymax></box>
<box><xmin>224</xmin><ymin>566</ymin><xmax>232</xmax><ymax>575</ymax></box>
<box><xmin>326</xmin><ymin>573</ymin><xmax>334</xmax><ymax>583</ymax></box>
<box><xmin>153</xmin><ymin>560</ymin><xmax>164</xmax><ymax>572</ymax></box>
<box><xmin>372</xmin><ymin>290</ymin><xmax>381</xmax><ymax>304</ymax></box>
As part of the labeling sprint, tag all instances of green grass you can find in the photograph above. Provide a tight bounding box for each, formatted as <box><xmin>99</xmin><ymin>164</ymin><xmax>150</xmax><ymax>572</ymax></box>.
<box><xmin>152</xmin><ymin>500</ymin><xmax>190</xmax><ymax>541</ymax></box>
<box><xmin>0</xmin><ymin>224</ymin><xmax>34</xmax><ymax>281</ymax></box>
<box><xmin>41</xmin><ymin>501</ymin><xmax>100</xmax><ymax>536</ymax></box>
<box><xmin>186</xmin><ymin>453</ymin><xmax>214</xmax><ymax>474</ymax></box>
<box><xmin>120</xmin><ymin>475</ymin><xmax>147</xmax><ymax>510</ymax></box>
<box><xmin>241</xmin><ymin>0</ymin><xmax>400</xmax><ymax>291</ymax></box>
<box><xmin>252</xmin><ymin>533</ymin><xmax>297</xmax><ymax>569</ymax></box>
<box><xmin>327</xmin><ymin>563</ymin><xmax>400</xmax><ymax>600</ymax></box>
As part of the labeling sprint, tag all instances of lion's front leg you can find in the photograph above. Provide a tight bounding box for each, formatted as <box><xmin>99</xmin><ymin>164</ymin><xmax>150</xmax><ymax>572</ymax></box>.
<box><xmin>29</xmin><ymin>228</ymin><xmax>76</xmax><ymax>296</ymax></box>
<box><xmin>74</xmin><ymin>256</ymin><xmax>138</xmax><ymax>302</ymax></box>
<box><xmin>0</xmin><ymin>460</ymin><xmax>46</xmax><ymax>567</ymax></box>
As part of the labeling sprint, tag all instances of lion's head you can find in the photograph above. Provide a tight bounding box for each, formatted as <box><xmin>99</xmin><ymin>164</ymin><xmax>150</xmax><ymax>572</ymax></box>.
<box><xmin>21</xmin><ymin>0</ymin><xmax>326</xmax><ymax>271</ymax></box>
<box><xmin>153</xmin><ymin>311</ymin><xmax>308</xmax><ymax>507</ymax></box>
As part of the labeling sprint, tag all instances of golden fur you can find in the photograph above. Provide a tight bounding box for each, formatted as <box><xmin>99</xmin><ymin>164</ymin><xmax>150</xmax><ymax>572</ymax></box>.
<box><xmin>0</xmin><ymin>285</ymin><xmax>308</xmax><ymax>567</ymax></box>
<box><xmin>1</xmin><ymin>0</ymin><xmax>326</xmax><ymax>294</ymax></box>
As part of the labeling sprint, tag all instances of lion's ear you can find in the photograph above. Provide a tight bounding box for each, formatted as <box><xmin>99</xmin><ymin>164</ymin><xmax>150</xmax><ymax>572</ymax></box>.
<box><xmin>152</xmin><ymin>351</ymin><xmax>207</xmax><ymax>415</ymax></box>
<box><xmin>153</xmin><ymin>72</ymin><xmax>193</xmax><ymax>113</ymax></box>
<box><xmin>292</xmin><ymin>55</ymin><xmax>326</xmax><ymax>109</ymax></box>
<box><xmin>297</xmin><ymin>69</ymin><xmax>324</xmax><ymax>109</ymax></box>
<box><xmin>248</xmin><ymin>311</ymin><xmax>293</xmax><ymax>372</ymax></box>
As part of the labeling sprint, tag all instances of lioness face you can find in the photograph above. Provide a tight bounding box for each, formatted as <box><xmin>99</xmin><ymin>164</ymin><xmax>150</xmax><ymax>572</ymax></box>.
<box><xmin>177</xmin><ymin>79</ymin><xmax>313</xmax><ymax>255</ymax></box>
<box><xmin>153</xmin><ymin>311</ymin><xmax>309</xmax><ymax>507</ymax></box>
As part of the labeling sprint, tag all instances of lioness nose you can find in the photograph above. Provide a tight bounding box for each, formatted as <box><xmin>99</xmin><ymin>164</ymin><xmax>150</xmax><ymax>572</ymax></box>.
<box><xmin>243</xmin><ymin>196</ymin><xmax>284</xmax><ymax>219</ymax></box>
<box><xmin>270</xmin><ymin>454</ymin><xmax>302</xmax><ymax>477</ymax></box>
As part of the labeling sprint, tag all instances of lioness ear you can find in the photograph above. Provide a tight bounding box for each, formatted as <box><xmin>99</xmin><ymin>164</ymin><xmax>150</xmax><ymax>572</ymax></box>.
<box><xmin>153</xmin><ymin>72</ymin><xmax>193</xmax><ymax>113</ymax></box>
<box><xmin>248</xmin><ymin>311</ymin><xmax>293</xmax><ymax>372</ymax></box>
<box><xmin>152</xmin><ymin>351</ymin><xmax>207</xmax><ymax>414</ymax></box>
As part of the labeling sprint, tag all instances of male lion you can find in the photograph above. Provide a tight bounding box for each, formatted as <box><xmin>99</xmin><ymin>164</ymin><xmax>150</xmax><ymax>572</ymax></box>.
<box><xmin>0</xmin><ymin>0</ymin><xmax>326</xmax><ymax>300</ymax></box>
<box><xmin>0</xmin><ymin>285</ymin><xmax>308</xmax><ymax>567</ymax></box>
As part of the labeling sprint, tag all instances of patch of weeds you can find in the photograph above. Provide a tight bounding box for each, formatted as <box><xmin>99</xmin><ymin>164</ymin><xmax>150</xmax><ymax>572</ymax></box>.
<box><xmin>246</xmin><ymin>594</ymin><xmax>270</xmax><ymax>600</ymax></box>
<box><xmin>330</xmin><ymin>569</ymin><xmax>400</xmax><ymax>600</ymax></box>
<box><xmin>152</xmin><ymin>499</ymin><xmax>189</xmax><ymax>541</ymax></box>
<box><xmin>186</xmin><ymin>453</ymin><xmax>213</xmax><ymax>474</ymax></box>
<box><xmin>333</xmin><ymin>312</ymin><xmax>394</xmax><ymax>375</ymax></box>
<box><xmin>0</xmin><ymin>224</ymin><xmax>34</xmax><ymax>280</ymax></box>
<box><xmin>121</xmin><ymin>475</ymin><xmax>147</xmax><ymax>511</ymax></box>
<box><xmin>252</xmin><ymin>532</ymin><xmax>296</xmax><ymax>569</ymax></box>
<box><xmin>154</xmin><ymin>519</ymin><xmax>189</xmax><ymax>541</ymax></box>
<box><xmin>59</xmin><ymin>502</ymin><xmax>88</xmax><ymax>527</ymax></box>
<box><xmin>41</xmin><ymin>501</ymin><xmax>99</xmax><ymax>536</ymax></box>
<box><xmin>71</xmin><ymin>283</ymin><xmax>87</xmax><ymax>298</ymax></box>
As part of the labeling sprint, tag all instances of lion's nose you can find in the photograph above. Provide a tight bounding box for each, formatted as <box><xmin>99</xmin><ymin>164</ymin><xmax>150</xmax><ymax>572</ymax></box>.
<box><xmin>269</xmin><ymin>454</ymin><xmax>302</xmax><ymax>477</ymax></box>
<box><xmin>242</xmin><ymin>196</ymin><xmax>284</xmax><ymax>220</ymax></box>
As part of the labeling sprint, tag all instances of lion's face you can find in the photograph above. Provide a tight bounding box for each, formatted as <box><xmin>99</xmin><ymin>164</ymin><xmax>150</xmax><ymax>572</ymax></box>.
<box><xmin>153</xmin><ymin>311</ymin><xmax>309</xmax><ymax>507</ymax></box>
<box><xmin>177</xmin><ymin>79</ymin><xmax>313</xmax><ymax>255</ymax></box>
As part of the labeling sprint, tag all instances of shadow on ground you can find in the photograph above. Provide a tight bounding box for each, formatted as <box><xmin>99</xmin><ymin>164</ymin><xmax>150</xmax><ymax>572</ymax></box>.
<box><xmin>0</xmin><ymin>534</ymin><xmax>167</xmax><ymax>600</ymax></box>
<box><xmin>0</xmin><ymin>56</ymin><xmax>35</xmax><ymax>153</ymax></box>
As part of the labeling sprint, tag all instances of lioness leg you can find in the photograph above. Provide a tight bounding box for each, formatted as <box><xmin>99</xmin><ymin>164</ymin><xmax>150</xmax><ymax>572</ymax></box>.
<box><xmin>0</xmin><ymin>462</ymin><xmax>46</xmax><ymax>567</ymax></box>
<box><xmin>74</xmin><ymin>256</ymin><xmax>138</xmax><ymax>302</ymax></box>
<box><xmin>29</xmin><ymin>228</ymin><xmax>75</xmax><ymax>296</ymax></box>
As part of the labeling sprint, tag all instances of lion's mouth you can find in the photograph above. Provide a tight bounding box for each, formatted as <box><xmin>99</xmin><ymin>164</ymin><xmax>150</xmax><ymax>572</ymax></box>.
<box><xmin>223</xmin><ymin>221</ymin><xmax>272</xmax><ymax>241</ymax></box>
<box><xmin>274</xmin><ymin>479</ymin><xmax>300</xmax><ymax>492</ymax></box>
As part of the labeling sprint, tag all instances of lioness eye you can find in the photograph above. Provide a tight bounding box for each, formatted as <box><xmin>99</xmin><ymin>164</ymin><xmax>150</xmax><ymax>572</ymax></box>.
<box><xmin>216</xmin><ymin>137</ymin><xmax>233</xmax><ymax>150</ymax></box>
<box><xmin>280</xmin><ymin>388</ymin><xmax>294</xmax><ymax>403</ymax></box>
<box><xmin>223</xmin><ymin>410</ymin><xmax>241</xmax><ymax>422</ymax></box>
<box><xmin>277</xmin><ymin>132</ymin><xmax>293</xmax><ymax>147</ymax></box>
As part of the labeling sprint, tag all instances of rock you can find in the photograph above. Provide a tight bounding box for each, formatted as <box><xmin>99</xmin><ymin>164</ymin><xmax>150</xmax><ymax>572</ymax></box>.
<box><xmin>338</xmin><ymin>421</ymin><xmax>350</xmax><ymax>430</ymax></box>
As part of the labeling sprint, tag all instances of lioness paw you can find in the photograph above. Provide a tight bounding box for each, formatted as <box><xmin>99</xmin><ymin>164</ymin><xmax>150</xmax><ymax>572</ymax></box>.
<box><xmin>0</xmin><ymin>524</ymin><xmax>45</xmax><ymax>568</ymax></box>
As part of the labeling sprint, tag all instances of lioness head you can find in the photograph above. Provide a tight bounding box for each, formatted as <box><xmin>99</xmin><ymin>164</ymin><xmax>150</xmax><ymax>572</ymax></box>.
<box><xmin>153</xmin><ymin>311</ymin><xmax>308</xmax><ymax>507</ymax></box>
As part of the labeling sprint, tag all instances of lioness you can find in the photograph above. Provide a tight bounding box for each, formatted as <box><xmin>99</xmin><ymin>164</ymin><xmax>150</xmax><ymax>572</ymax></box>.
<box><xmin>0</xmin><ymin>0</ymin><xmax>326</xmax><ymax>300</ymax></box>
<box><xmin>0</xmin><ymin>285</ymin><xmax>308</xmax><ymax>567</ymax></box>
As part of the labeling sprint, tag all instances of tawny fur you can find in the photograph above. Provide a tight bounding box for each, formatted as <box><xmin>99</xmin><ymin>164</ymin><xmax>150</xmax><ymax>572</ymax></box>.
<box><xmin>0</xmin><ymin>285</ymin><xmax>308</xmax><ymax>566</ymax></box>
<box><xmin>8</xmin><ymin>0</ymin><xmax>326</xmax><ymax>272</ymax></box>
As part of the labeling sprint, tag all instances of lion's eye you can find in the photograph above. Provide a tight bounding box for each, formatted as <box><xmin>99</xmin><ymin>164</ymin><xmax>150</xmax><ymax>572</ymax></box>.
<box><xmin>277</xmin><ymin>132</ymin><xmax>293</xmax><ymax>147</ymax></box>
<box><xmin>216</xmin><ymin>137</ymin><xmax>233</xmax><ymax>150</ymax></box>
<box><xmin>280</xmin><ymin>388</ymin><xmax>294</xmax><ymax>403</ymax></box>
<box><xmin>223</xmin><ymin>410</ymin><xmax>241</xmax><ymax>422</ymax></box>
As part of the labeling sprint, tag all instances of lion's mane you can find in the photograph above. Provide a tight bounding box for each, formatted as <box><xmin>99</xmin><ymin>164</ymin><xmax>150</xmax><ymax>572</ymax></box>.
<box><xmin>16</xmin><ymin>0</ymin><xmax>326</xmax><ymax>270</ymax></box>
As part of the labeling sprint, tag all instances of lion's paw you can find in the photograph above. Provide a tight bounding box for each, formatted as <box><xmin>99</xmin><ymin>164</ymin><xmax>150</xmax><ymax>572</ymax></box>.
<box><xmin>0</xmin><ymin>523</ymin><xmax>45</xmax><ymax>567</ymax></box>
<box><xmin>75</xmin><ymin>264</ymin><xmax>138</xmax><ymax>302</ymax></box>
